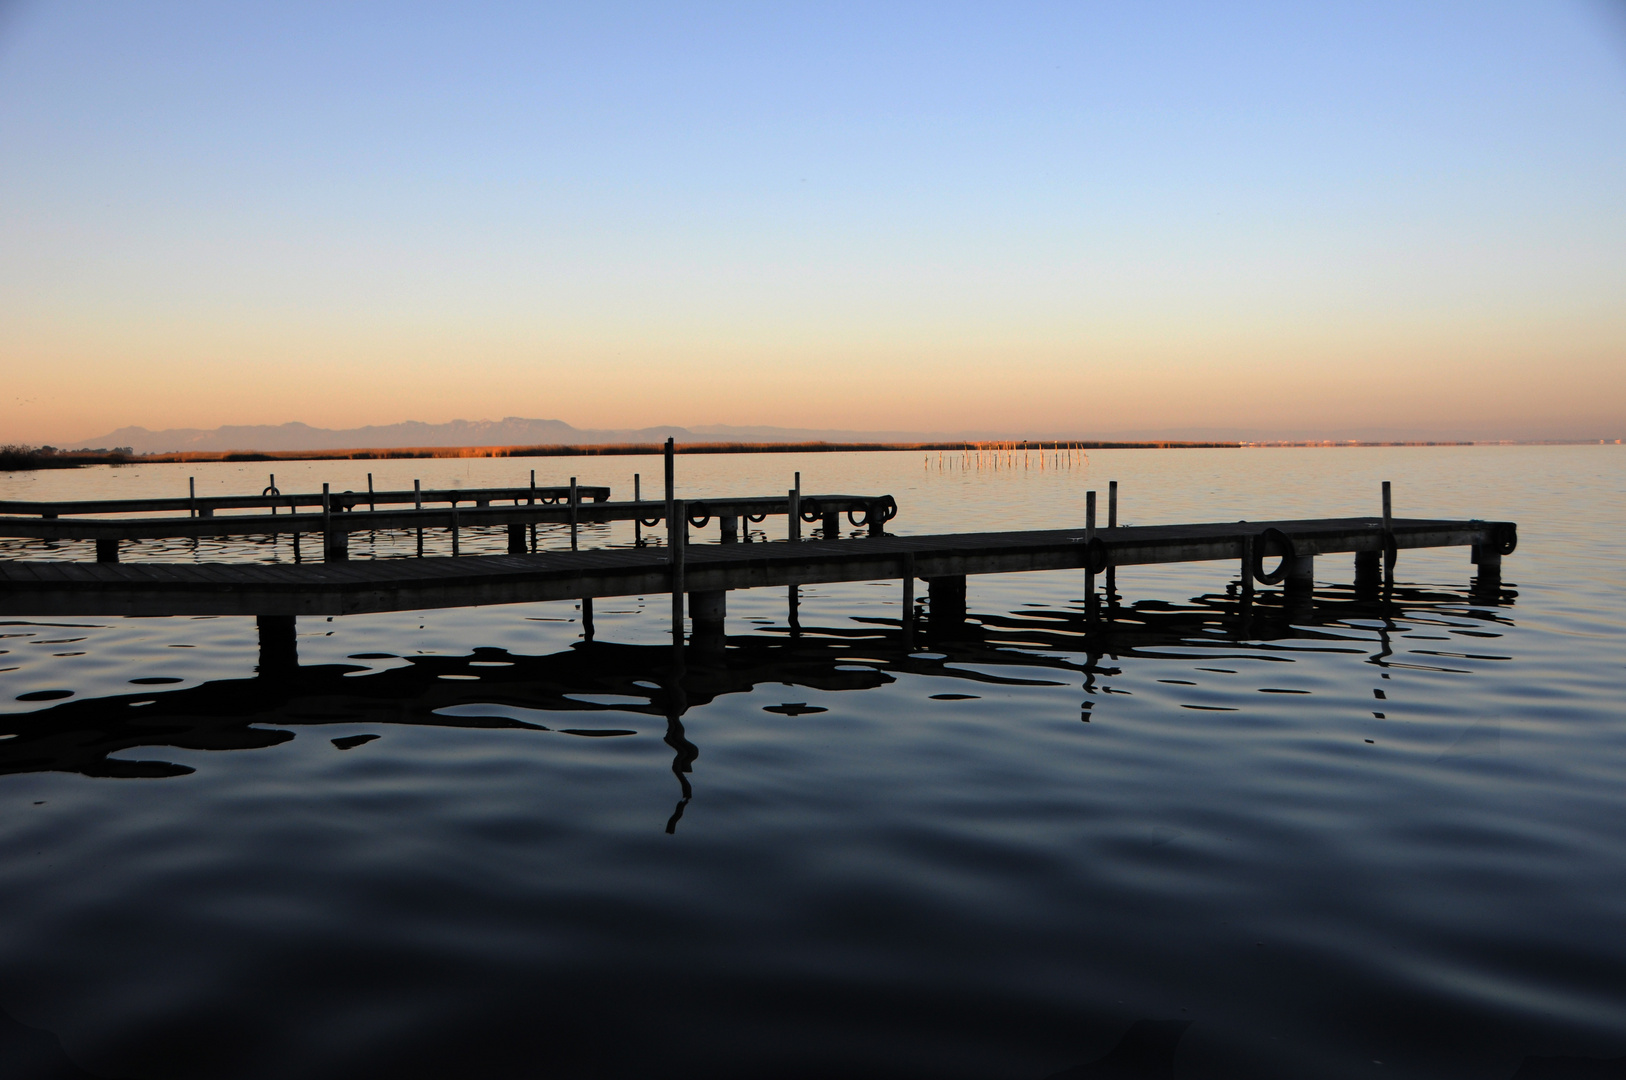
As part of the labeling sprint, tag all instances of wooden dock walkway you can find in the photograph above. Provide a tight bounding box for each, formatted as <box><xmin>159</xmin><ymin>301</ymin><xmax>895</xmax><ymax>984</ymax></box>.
<box><xmin>0</xmin><ymin>515</ymin><xmax>1515</xmax><ymax>618</ymax></box>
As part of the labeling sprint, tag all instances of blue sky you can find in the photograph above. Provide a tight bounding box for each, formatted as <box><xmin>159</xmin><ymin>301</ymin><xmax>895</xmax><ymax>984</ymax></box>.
<box><xmin>3</xmin><ymin>1</ymin><xmax>1624</xmax><ymax>441</ymax></box>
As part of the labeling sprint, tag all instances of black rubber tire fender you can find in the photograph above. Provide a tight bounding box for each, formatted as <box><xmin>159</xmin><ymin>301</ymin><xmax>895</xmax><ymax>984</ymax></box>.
<box><xmin>1252</xmin><ymin>528</ymin><xmax>1296</xmax><ymax>586</ymax></box>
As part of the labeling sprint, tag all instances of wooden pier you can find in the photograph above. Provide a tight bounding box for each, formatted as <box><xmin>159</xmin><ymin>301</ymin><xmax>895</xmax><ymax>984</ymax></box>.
<box><xmin>0</xmin><ymin>512</ymin><xmax>1515</xmax><ymax>619</ymax></box>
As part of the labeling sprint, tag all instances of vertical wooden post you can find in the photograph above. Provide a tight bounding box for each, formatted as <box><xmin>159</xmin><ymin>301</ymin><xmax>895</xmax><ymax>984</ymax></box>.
<box><xmin>719</xmin><ymin>515</ymin><xmax>738</xmax><ymax>542</ymax></box>
<box><xmin>269</xmin><ymin>473</ymin><xmax>277</xmax><ymax>515</ymax></box>
<box><xmin>634</xmin><ymin>473</ymin><xmax>642</xmax><ymax>546</ymax></box>
<box><xmin>664</xmin><ymin>437</ymin><xmax>675</xmax><ymax>535</ymax></box>
<box><xmin>256</xmin><ymin>615</ymin><xmax>297</xmax><ymax>675</ymax></box>
<box><xmin>823</xmin><ymin>508</ymin><xmax>840</xmax><ymax>539</ymax></box>
<box><xmin>189</xmin><ymin>476</ymin><xmax>196</xmax><ymax>518</ymax></box>
<box><xmin>96</xmin><ymin>537</ymin><xmax>119</xmax><ymax>563</ymax></box>
<box><xmin>1085</xmin><ymin>490</ymin><xmax>1097</xmax><ymax>618</ymax></box>
<box><xmin>1240</xmin><ymin>534</ymin><xmax>1255</xmax><ymax>597</ymax></box>
<box><xmin>569</xmin><ymin>477</ymin><xmax>579</xmax><ymax>551</ymax></box>
<box><xmin>670</xmin><ymin>498</ymin><xmax>686</xmax><ymax>643</ymax></box>
<box><xmin>529</xmin><ymin>469</ymin><xmax>537</xmax><ymax>552</ymax></box>
<box><xmin>1106</xmin><ymin>480</ymin><xmax>1118</xmax><ymax>598</ymax></box>
<box><xmin>367</xmin><ymin>473</ymin><xmax>374</xmax><ymax>512</ymax></box>
<box><xmin>1381</xmin><ymin>480</ymin><xmax>1395</xmax><ymax>584</ymax></box>
<box><xmin>322</xmin><ymin>483</ymin><xmax>347</xmax><ymax>561</ymax></box>
<box><xmin>902</xmin><ymin>552</ymin><xmax>915</xmax><ymax>647</ymax></box>
<box><xmin>582</xmin><ymin>597</ymin><xmax>595</xmax><ymax>640</ymax></box>
<box><xmin>1381</xmin><ymin>481</ymin><xmax>1392</xmax><ymax>534</ymax></box>
<box><xmin>414</xmin><ymin>479</ymin><xmax>423</xmax><ymax>557</ymax></box>
<box><xmin>789</xmin><ymin>472</ymin><xmax>801</xmax><ymax>542</ymax></box>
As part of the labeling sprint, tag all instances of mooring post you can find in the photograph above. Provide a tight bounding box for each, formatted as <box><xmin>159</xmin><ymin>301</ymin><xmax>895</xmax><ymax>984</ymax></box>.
<box><xmin>664</xmin><ymin>437</ymin><xmax>676</xmax><ymax>536</ymax></box>
<box><xmin>790</xmin><ymin>473</ymin><xmax>802</xmax><ymax>542</ymax></box>
<box><xmin>1106</xmin><ymin>481</ymin><xmax>1118</xmax><ymax>598</ymax></box>
<box><xmin>1085</xmin><ymin>490</ymin><xmax>1098</xmax><ymax>621</ymax></box>
<box><xmin>823</xmin><ymin>508</ymin><xmax>840</xmax><ymax>539</ymax></box>
<box><xmin>96</xmin><ymin>537</ymin><xmax>120</xmax><ymax>563</ymax></box>
<box><xmin>569</xmin><ymin>477</ymin><xmax>579</xmax><ymax>551</ymax></box>
<box><xmin>256</xmin><ymin>614</ymin><xmax>298</xmax><ymax>676</ymax></box>
<box><xmin>507</xmin><ymin>522</ymin><xmax>527</xmax><ymax>555</ymax></box>
<box><xmin>1381</xmin><ymin>480</ymin><xmax>1395</xmax><ymax>586</ymax></box>
<box><xmin>634</xmin><ymin>473</ymin><xmax>642</xmax><ymax>546</ymax></box>
<box><xmin>868</xmin><ymin>498</ymin><xmax>886</xmax><ymax>537</ymax></box>
<box><xmin>1240</xmin><ymin>533</ymin><xmax>1255</xmax><ymax>596</ymax></box>
<box><xmin>189</xmin><ymin>476</ymin><xmax>196</xmax><ymax>518</ymax></box>
<box><xmin>670</xmin><ymin>498</ymin><xmax>686</xmax><ymax>643</ymax></box>
<box><xmin>719</xmin><ymin>515</ymin><xmax>738</xmax><ymax>543</ymax></box>
<box><xmin>322</xmin><ymin>483</ymin><xmax>348</xmax><ymax>561</ymax></box>
<box><xmin>451</xmin><ymin>502</ymin><xmax>460</xmax><ymax>556</ymax></box>
<box><xmin>414</xmin><ymin>479</ymin><xmax>424</xmax><ymax>557</ymax></box>
<box><xmin>367</xmin><ymin>473</ymin><xmax>374</xmax><ymax>512</ymax></box>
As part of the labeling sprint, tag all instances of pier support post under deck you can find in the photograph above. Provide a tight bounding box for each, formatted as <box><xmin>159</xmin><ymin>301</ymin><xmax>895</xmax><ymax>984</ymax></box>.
<box><xmin>1354</xmin><ymin>550</ymin><xmax>1381</xmax><ymax>596</ymax></box>
<box><xmin>324</xmin><ymin>529</ymin><xmax>348</xmax><ymax>562</ymax></box>
<box><xmin>507</xmin><ymin>523</ymin><xmax>527</xmax><ymax>555</ymax></box>
<box><xmin>256</xmin><ymin>615</ymin><xmax>297</xmax><ymax>675</ymax></box>
<box><xmin>96</xmin><ymin>538</ymin><xmax>120</xmax><ymax>563</ymax></box>
<box><xmin>1471</xmin><ymin>545</ymin><xmax>1502</xmax><ymax>594</ymax></box>
<box><xmin>927</xmin><ymin>575</ymin><xmax>967</xmax><ymax>630</ymax></box>
<box><xmin>719</xmin><ymin>515</ymin><xmax>738</xmax><ymax>543</ymax></box>
<box><xmin>823</xmin><ymin>510</ymin><xmax>841</xmax><ymax>539</ymax></box>
<box><xmin>690</xmin><ymin>590</ymin><xmax>726</xmax><ymax>625</ymax></box>
<box><xmin>1284</xmin><ymin>554</ymin><xmax>1314</xmax><ymax>593</ymax></box>
<box><xmin>690</xmin><ymin>590</ymin><xmax>726</xmax><ymax>655</ymax></box>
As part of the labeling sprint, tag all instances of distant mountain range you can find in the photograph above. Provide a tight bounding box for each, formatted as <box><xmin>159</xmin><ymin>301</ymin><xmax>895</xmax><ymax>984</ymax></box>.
<box><xmin>65</xmin><ymin>417</ymin><xmax>1611</xmax><ymax>454</ymax></box>
<box><xmin>68</xmin><ymin>418</ymin><xmax>954</xmax><ymax>454</ymax></box>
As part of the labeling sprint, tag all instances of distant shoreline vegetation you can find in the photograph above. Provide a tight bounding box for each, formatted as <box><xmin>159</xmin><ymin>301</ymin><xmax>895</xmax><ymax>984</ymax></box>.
<box><xmin>6</xmin><ymin>438</ymin><xmax>1598</xmax><ymax>471</ymax></box>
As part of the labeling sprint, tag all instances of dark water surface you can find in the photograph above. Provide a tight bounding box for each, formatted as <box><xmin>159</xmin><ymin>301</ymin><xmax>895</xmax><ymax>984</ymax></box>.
<box><xmin>1</xmin><ymin>446</ymin><xmax>1623</xmax><ymax>1079</ymax></box>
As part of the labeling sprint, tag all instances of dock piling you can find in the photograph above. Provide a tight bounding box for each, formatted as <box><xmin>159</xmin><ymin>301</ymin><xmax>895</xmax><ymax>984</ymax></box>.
<box><xmin>569</xmin><ymin>477</ymin><xmax>579</xmax><ymax>552</ymax></box>
<box><xmin>96</xmin><ymin>537</ymin><xmax>119</xmax><ymax>563</ymax></box>
<box><xmin>256</xmin><ymin>615</ymin><xmax>298</xmax><ymax>675</ymax></box>
<box><xmin>670</xmin><ymin>498</ymin><xmax>686</xmax><ymax>643</ymax></box>
<box><xmin>634</xmin><ymin>474</ymin><xmax>642</xmax><ymax>546</ymax></box>
<box><xmin>322</xmin><ymin>484</ymin><xmax>348</xmax><ymax>562</ymax></box>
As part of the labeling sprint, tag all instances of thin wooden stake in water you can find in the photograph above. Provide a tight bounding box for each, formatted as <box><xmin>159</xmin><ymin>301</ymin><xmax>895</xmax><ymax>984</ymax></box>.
<box><xmin>189</xmin><ymin>477</ymin><xmax>196</xmax><ymax>518</ymax></box>
<box><xmin>569</xmin><ymin>477</ymin><xmax>579</xmax><ymax>551</ymax></box>
<box><xmin>634</xmin><ymin>473</ymin><xmax>642</xmax><ymax>546</ymax></box>
<box><xmin>367</xmin><ymin>473</ymin><xmax>374</xmax><ymax>512</ymax></box>
<box><xmin>1382</xmin><ymin>481</ymin><xmax>1392</xmax><ymax>534</ymax></box>
<box><xmin>415</xmin><ymin>479</ymin><xmax>424</xmax><ymax>557</ymax></box>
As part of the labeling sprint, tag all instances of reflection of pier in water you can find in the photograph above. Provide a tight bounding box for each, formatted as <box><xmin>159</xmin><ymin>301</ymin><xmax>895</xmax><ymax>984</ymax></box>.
<box><xmin>0</xmin><ymin>574</ymin><xmax>1515</xmax><ymax>829</ymax></box>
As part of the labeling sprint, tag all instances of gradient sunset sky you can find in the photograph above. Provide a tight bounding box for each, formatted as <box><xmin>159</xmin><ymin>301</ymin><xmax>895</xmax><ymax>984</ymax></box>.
<box><xmin>3</xmin><ymin>1</ymin><xmax>1623</xmax><ymax>444</ymax></box>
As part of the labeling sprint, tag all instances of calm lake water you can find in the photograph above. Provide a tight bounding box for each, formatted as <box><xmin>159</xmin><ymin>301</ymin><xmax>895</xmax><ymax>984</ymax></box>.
<box><xmin>1</xmin><ymin>446</ymin><xmax>1623</xmax><ymax>1079</ymax></box>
